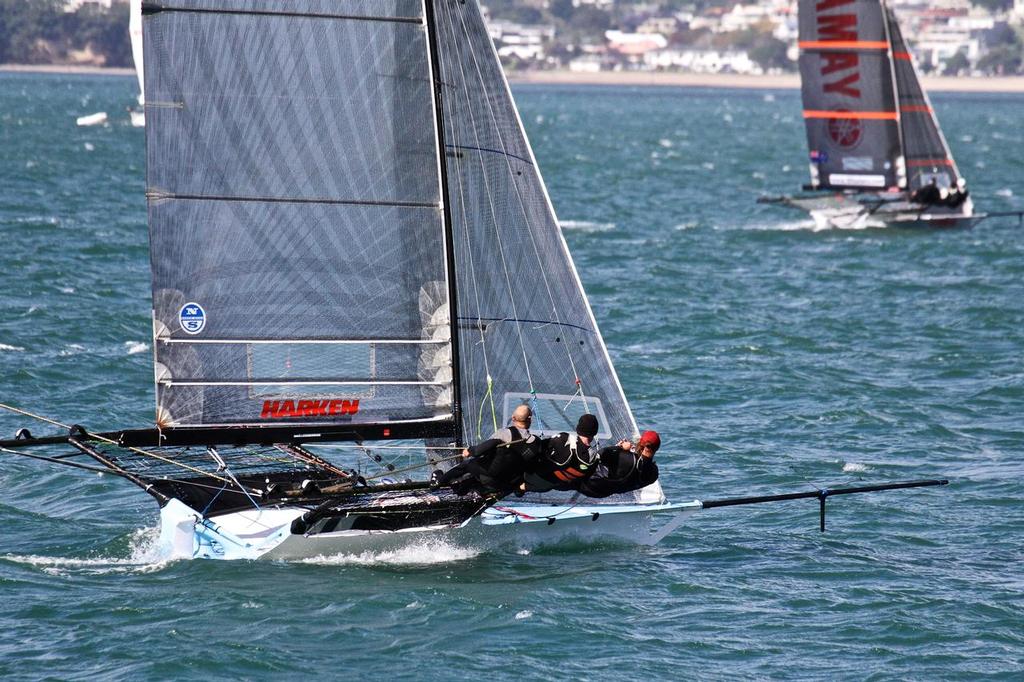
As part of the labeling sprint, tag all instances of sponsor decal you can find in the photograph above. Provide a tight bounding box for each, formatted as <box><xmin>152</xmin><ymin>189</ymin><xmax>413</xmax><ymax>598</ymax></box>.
<box><xmin>810</xmin><ymin>149</ymin><xmax>829</xmax><ymax>164</ymax></box>
<box><xmin>841</xmin><ymin>156</ymin><xmax>873</xmax><ymax>171</ymax></box>
<box><xmin>260</xmin><ymin>399</ymin><xmax>360</xmax><ymax>419</ymax></box>
<box><xmin>817</xmin><ymin>0</ymin><xmax>861</xmax><ymax>99</ymax></box>
<box><xmin>827</xmin><ymin>111</ymin><xmax>863</xmax><ymax>149</ymax></box>
<box><xmin>179</xmin><ymin>302</ymin><xmax>206</xmax><ymax>334</ymax></box>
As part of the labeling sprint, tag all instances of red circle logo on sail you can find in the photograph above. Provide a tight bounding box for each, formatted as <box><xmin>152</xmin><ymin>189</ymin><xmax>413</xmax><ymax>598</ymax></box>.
<box><xmin>827</xmin><ymin>110</ymin><xmax>863</xmax><ymax>149</ymax></box>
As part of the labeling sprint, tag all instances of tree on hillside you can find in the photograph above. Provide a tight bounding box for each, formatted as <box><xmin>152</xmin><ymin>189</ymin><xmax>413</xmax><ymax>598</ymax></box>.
<box><xmin>943</xmin><ymin>50</ymin><xmax>970</xmax><ymax>76</ymax></box>
<box><xmin>63</xmin><ymin>3</ymin><xmax>132</xmax><ymax>66</ymax></box>
<box><xmin>0</xmin><ymin>0</ymin><xmax>65</xmax><ymax>64</ymax></box>
<box><xmin>977</xmin><ymin>44</ymin><xmax>1023</xmax><ymax>74</ymax></box>
<box><xmin>749</xmin><ymin>37</ymin><xmax>792</xmax><ymax>72</ymax></box>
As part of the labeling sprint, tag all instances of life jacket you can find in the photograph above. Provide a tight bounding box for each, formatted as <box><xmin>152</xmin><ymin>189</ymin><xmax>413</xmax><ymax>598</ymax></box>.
<box><xmin>524</xmin><ymin>433</ymin><xmax>598</xmax><ymax>492</ymax></box>
<box><xmin>451</xmin><ymin>426</ymin><xmax>539</xmax><ymax>495</ymax></box>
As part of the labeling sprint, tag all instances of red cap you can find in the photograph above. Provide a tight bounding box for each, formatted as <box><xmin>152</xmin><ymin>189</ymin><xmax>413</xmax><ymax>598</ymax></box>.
<box><xmin>638</xmin><ymin>430</ymin><xmax>661</xmax><ymax>454</ymax></box>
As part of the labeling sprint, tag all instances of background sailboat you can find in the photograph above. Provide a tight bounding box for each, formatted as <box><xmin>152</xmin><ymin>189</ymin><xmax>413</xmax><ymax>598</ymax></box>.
<box><xmin>762</xmin><ymin>0</ymin><xmax>977</xmax><ymax>228</ymax></box>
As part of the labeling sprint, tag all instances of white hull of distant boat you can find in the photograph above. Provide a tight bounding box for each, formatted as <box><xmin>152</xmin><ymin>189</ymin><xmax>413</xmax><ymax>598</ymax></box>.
<box><xmin>76</xmin><ymin>112</ymin><xmax>108</xmax><ymax>127</ymax></box>
<box><xmin>783</xmin><ymin>195</ymin><xmax>977</xmax><ymax>230</ymax></box>
<box><xmin>157</xmin><ymin>498</ymin><xmax>700</xmax><ymax>560</ymax></box>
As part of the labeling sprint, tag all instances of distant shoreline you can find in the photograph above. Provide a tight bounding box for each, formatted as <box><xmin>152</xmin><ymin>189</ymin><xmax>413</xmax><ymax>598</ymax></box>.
<box><xmin>1</xmin><ymin>63</ymin><xmax>134</xmax><ymax>76</ymax></box>
<box><xmin>511</xmin><ymin>70</ymin><xmax>1024</xmax><ymax>93</ymax></box>
<box><xmin>5</xmin><ymin>63</ymin><xmax>1024</xmax><ymax>93</ymax></box>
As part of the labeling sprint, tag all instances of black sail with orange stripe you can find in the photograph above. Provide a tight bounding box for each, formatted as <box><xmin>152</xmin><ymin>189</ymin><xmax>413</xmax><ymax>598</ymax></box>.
<box><xmin>886</xmin><ymin>5</ymin><xmax>963</xmax><ymax>194</ymax></box>
<box><xmin>798</xmin><ymin>0</ymin><xmax>903</xmax><ymax>190</ymax></box>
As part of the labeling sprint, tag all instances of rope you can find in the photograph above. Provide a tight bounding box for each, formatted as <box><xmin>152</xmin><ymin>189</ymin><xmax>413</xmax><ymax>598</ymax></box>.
<box><xmin>475</xmin><ymin>374</ymin><xmax>499</xmax><ymax>439</ymax></box>
<box><xmin>0</xmin><ymin>401</ymin><xmax>234</xmax><ymax>481</ymax></box>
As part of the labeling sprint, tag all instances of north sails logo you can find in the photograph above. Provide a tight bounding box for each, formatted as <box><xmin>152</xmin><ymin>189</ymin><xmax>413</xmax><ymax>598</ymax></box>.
<box><xmin>179</xmin><ymin>302</ymin><xmax>206</xmax><ymax>334</ymax></box>
<box><xmin>260</xmin><ymin>399</ymin><xmax>360</xmax><ymax>419</ymax></box>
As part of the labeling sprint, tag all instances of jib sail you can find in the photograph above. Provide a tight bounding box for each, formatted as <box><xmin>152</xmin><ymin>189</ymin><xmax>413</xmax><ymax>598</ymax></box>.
<box><xmin>885</xmin><ymin>6</ymin><xmax>963</xmax><ymax>194</ymax></box>
<box><xmin>431</xmin><ymin>0</ymin><xmax>639</xmax><ymax>447</ymax></box>
<box><xmin>143</xmin><ymin>1</ymin><xmax>454</xmax><ymax>429</ymax></box>
<box><xmin>798</xmin><ymin>0</ymin><xmax>904</xmax><ymax>190</ymax></box>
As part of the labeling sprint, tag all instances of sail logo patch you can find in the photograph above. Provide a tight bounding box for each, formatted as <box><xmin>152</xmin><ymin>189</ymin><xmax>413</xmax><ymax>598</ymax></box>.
<box><xmin>260</xmin><ymin>399</ymin><xmax>360</xmax><ymax>419</ymax></box>
<box><xmin>827</xmin><ymin>111</ymin><xmax>862</xmax><ymax>149</ymax></box>
<box><xmin>179</xmin><ymin>302</ymin><xmax>206</xmax><ymax>335</ymax></box>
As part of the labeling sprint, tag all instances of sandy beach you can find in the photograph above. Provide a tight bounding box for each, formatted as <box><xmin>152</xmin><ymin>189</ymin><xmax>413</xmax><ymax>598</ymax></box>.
<box><xmin>4</xmin><ymin>62</ymin><xmax>1023</xmax><ymax>93</ymax></box>
<box><xmin>0</xmin><ymin>63</ymin><xmax>135</xmax><ymax>77</ymax></box>
<box><xmin>509</xmin><ymin>69</ymin><xmax>1024</xmax><ymax>93</ymax></box>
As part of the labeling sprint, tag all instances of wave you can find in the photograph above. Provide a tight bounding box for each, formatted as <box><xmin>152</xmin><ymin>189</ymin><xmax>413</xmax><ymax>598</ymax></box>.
<box><xmin>842</xmin><ymin>462</ymin><xmax>870</xmax><ymax>473</ymax></box>
<box><xmin>300</xmin><ymin>539</ymin><xmax>482</xmax><ymax>566</ymax></box>
<box><xmin>0</xmin><ymin>343</ymin><xmax>25</xmax><ymax>352</ymax></box>
<box><xmin>124</xmin><ymin>341</ymin><xmax>149</xmax><ymax>355</ymax></box>
<box><xmin>560</xmin><ymin>220</ymin><xmax>615</xmax><ymax>233</ymax></box>
<box><xmin>3</xmin><ymin>528</ymin><xmax>174</xmax><ymax>575</ymax></box>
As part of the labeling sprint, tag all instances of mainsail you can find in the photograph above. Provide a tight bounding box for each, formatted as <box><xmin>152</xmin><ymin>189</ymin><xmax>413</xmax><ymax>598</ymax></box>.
<box><xmin>144</xmin><ymin>0</ymin><xmax>455</xmax><ymax>432</ymax></box>
<box><xmin>143</xmin><ymin>0</ymin><xmax>643</xmax><ymax>463</ymax></box>
<box><xmin>885</xmin><ymin>6</ymin><xmax>963</xmax><ymax>194</ymax></box>
<box><xmin>798</xmin><ymin>0</ymin><xmax>904</xmax><ymax>190</ymax></box>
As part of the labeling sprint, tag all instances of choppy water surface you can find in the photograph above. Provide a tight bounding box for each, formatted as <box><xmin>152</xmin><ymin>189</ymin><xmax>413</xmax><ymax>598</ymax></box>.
<box><xmin>1</xmin><ymin>74</ymin><xmax>1023</xmax><ymax>679</ymax></box>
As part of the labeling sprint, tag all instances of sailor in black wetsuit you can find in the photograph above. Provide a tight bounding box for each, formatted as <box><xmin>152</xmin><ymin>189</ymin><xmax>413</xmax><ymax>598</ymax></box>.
<box><xmin>521</xmin><ymin>414</ymin><xmax>601</xmax><ymax>493</ymax></box>
<box><xmin>576</xmin><ymin>430</ymin><xmax>662</xmax><ymax>499</ymax></box>
<box><xmin>434</xmin><ymin>404</ymin><xmax>539</xmax><ymax>496</ymax></box>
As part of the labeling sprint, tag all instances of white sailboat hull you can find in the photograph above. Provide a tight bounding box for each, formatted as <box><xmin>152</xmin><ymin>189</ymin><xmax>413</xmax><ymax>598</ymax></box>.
<box><xmin>785</xmin><ymin>195</ymin><xmax>977</xmax><ymax>230</ymax></box>
<box><xmin>157</xmin><ymin>498</ymin><xmax>701</xmax><ymax>561</ymax></box>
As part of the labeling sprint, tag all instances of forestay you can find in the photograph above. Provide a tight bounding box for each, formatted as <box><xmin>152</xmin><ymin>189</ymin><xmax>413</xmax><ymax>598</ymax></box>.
<box><xmin>798</xmin><ymin>0</ymin><xmax>904</xmax><ymax>190</ymax></box>
<box><xmin>143</xmin><ymin>0</ymin><xmax>455</xmax><ymax>429</ymax></box>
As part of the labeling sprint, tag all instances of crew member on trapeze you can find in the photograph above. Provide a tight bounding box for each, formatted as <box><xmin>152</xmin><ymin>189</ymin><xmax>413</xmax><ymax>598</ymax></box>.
<box><xmin>911</xmin><ymin>177</ymin><xmax>968</xmax><ymax>208</ymax></box>
<box><xmin>518</xmin><ymin>413</ymin><xmax>601</xmax><ymax>493</ymax></box>
<box><xmin>574</xmin><ymin>430</ymin><xmax>662</xmax><ymax>499</ymax></box>
<box><xmin>432</xmin><ymin>404</ymin><xmax>541</xmax><ymax>496</ymax></box>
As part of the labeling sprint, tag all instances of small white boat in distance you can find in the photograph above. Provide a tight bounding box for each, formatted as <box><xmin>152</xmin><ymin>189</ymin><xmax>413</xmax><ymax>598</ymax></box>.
<box><xmin>76</xmin><ymin>112</ymin><xmax>108</xmax><ymax>127</ymax></box>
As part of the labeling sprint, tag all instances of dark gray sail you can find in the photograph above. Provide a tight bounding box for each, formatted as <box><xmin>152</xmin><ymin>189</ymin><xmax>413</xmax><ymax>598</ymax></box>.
<box><xmin>430</xmin><ymin>0</ymin><xmax>641</xmax><ymax>451</ymax></box>
<box><xmin>143</xmin><ymin>0</ymin><xmax>454</xmax><ymax>428</ymax></box>
<box><xmin>886</xmin><ymin>6</ymin><xmax>963</xmax><ymax>194</ymax></box>
<box><xmin>798</xmin><ymin>0</ymin><xmax>904</xmax><ymax>190</ymax></box>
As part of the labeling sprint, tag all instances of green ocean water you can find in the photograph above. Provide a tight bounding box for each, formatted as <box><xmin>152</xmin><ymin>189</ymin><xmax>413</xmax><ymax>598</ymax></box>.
<box><xmin>1</xmin><ymin>73</ymin><xmax>1023</xmax><ymax>679</ymax></box>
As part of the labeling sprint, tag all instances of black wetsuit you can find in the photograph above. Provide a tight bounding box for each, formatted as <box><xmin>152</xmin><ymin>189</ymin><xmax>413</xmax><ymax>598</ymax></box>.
<box><xmin>522</xmin><ymin>432</ymin><xmax>599</xmax><ymax>493</ymax></box>
<box><xmin>576</xmin><ymin>446</ymin><xmax>659</xmax><ymax>498</ymax></box>
<box><xmin>439</xmin><ymin>426</ymin><xmax>537</xmax><ymax>495</ymax></box>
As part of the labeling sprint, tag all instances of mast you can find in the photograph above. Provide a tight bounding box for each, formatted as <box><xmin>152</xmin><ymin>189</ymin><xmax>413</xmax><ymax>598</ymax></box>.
<box><xmin>423</xmin><ymin>0</ymin><xmax>464</xmax><ymax>447</ymax></box>
<box><xmin>880</xmin><ymin>0</ymin><xmax>907</xmax><ymax>190</ymax></box>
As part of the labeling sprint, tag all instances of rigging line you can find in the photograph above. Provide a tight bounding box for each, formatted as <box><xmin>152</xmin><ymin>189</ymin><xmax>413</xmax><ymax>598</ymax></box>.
<box><xmin>363</xmin><ymin>452</ymin><xmax>465</xmax><ymax>481</ymax></box>
<box><xmin>438</xmin><ymin>25</ymin><xmax>497</xmax><ymax>436</ymax></box>
<box><xmin>0</xmin><ymin>402</ymin><xmax>236</xmax><ymax>484</ymax></box>
<box><xmin>439</xmin><ymin>4</ymin><xmax>536</xmax><ymax>396</ymax></box>
<box><xmin>311</xmin><ymin>443</ymin><xmax>461</xmax><ymax>451</ymax></box>
<box><xmin>457</xmin><ymin>316</ymin><xmax>594</xmax><ymax>335</ymax></box>
<box><xmin>445</xmin><ymin>144</ymin><xmax>533</xmax><ymax>166</ymax></box>
<box><xmin>209</xmin><ymin>446</ymin><xmax>262</xmax><ymax>512</ymax></box>
<box><xmin>450</xmin><ymin>7</ymin><xmax>585</xmax><ymax>394</ymax></box>
<box><xmin>0</xmin><ymin>445</ymin><xmax>132</xmax><ymax>477</ymax></box>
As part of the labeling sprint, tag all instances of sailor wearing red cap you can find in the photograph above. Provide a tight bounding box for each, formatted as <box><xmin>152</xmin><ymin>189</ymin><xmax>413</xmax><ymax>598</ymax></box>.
<box><xmin>575</xmin><ymin>430</ymin><xmax>662</xmax><ymax>499</ymax></box>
